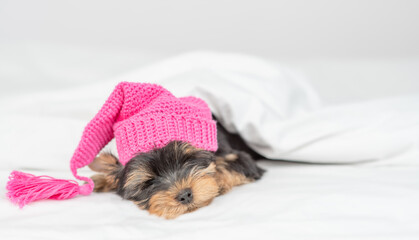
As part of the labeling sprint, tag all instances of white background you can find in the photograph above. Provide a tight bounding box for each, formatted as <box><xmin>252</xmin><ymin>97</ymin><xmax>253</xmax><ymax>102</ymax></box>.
<box><xmin>1</xmin><ymin>2</ymin><xmax>419</xmax><ymax>239</ymax></box>
<box><xmin>1</xmin><ymin>0</ymin><xmax>419</xmax><ymax>103</ymax></box>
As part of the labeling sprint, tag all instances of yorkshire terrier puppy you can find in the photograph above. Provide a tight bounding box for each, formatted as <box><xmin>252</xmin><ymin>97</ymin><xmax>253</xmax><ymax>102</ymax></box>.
<box><xmin>89</xmin><ymin>121</ymin><xmax>265</xmax><ymax>219</ymax></box>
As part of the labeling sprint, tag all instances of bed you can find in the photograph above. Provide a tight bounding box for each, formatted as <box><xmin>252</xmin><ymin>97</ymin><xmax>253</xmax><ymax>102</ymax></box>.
<box><xmin>1</xmin><ymin>49</ymin><xmax>418</xmax><ymax>240</ymax></box>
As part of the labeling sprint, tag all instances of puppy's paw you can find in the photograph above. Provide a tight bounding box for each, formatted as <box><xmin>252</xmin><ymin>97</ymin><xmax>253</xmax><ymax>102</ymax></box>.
<box><xmin>215</xmin><ymin>151</ymin><xmax>265</xmax><ymax>194</ymax></box>
<box><xmin>89</xmin><ymin>152</ymin><xmax>123</xmax><ymax>192</ymax></box>
<box><xmin>91</xmin><ymin>173</ymin><xmax>117</xmax><ymax>192</ymax></box>
<box><xmin>89</xmin><ymin>152</ymin><xmax>120</xmax><ymax>173</ymax></box>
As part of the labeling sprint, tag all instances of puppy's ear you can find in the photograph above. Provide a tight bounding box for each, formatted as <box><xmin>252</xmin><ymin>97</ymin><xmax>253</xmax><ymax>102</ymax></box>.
<box><xmin>215</xmin><ymin>151</ymin><xmax>265</xmax><ymax>195</ymax></box>
<box><xmin>89</xmin><ymin>153</ymin><xmax>123</xmax><ymax>192</ymax></box>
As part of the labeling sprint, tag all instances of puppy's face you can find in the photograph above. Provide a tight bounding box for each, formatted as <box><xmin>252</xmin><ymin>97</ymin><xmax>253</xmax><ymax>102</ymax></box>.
<box><xmin>90</xmin><ymin>141</ymin><xmax>264</xmax><ymax>219</ymax></box>
<box><xmin>118</xmin><ymin>142</ymin><xmax>219</xmax><ymax>219</ymax></box>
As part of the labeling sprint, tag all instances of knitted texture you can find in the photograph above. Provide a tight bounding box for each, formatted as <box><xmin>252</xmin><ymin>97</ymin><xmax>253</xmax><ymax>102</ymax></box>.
<box><xmin>6</xmin><ymin>82</ymin><xmax>217</xmax><ymax>207</ymax></box>
<box><xmin>70</xmin><ymin>82</ymin><xmax>218</xmax><ymax>193</ymax></box>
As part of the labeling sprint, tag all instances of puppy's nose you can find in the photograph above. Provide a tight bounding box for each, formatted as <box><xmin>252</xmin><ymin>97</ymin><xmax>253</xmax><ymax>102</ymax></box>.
<box><xmin>176</xmin><ymin>188</ymin><xmax>193</xmax><ymax>204</ymax></box>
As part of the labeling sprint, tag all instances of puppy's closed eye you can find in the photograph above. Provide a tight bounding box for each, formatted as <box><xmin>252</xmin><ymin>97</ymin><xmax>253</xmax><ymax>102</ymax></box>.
<box><xmin>89</xmin><ymin>140</ymin><xmax>265</xmax><ymax>219</ymax></box>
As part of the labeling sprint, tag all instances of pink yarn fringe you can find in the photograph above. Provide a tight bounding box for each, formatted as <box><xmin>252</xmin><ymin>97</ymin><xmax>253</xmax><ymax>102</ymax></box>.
<box><xmin>6</xmin><ymin>171</ymin><xmax>80</xmax><ymax>208</ymax></box>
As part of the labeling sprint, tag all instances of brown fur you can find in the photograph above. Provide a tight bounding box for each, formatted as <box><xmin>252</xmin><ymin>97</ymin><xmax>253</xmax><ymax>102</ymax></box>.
<box><xmin>89</xmin><ymin>153</ymin><xmax>121</xmax><ymax>192</ymax></box>
<box><xmin>224</xmin><ymin>153</ymin><xmax>238</xmax><ymax>161</ymax></box>
<box><xmin>123</xmin><ymin>165</ymin><xmax>152</xmax><ymax>193</ymax></box>
<box><xmin>147</xmin><ymin>162</ymin><xmax>219</xmax><ymax>219</ymax></box>
<box><xmin>89</xmin><ymin>142</ymin><xmax>262</xmax><ymax>219</ymax></box>
<box><xmin>89</xmin><ymin>152</ymin><xmax>119</xmax><ymax>173</ymax></box>
<box><xmin>179</xmin><ymin>142</ymin><xmax>197</xmax><ymax>155</ymax></box>
<box><xmin>91</xmin><ymin>174</ymin><xmax>118</xmax><ymax>192</ymax></box>
<box><xmin>215</xmin><ymin>156</ymin><xmax>252</xmax><ymax>194</ymax></box>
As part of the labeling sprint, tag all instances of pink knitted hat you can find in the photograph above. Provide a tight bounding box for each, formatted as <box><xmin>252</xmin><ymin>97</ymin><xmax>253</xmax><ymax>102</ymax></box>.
<box><xmin>6</xmin><ymin>82</ymin><xmax>218</xmax><ymax>207</ymax></box>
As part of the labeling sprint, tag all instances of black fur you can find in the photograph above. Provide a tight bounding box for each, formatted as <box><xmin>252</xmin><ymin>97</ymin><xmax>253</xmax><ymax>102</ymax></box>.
<box><xmin>116</xmin><ymin>141</ymin><xmax>215</xmax><ymax>209</ymax></box>
<box><xmin>214</xmin><ymin>117</ymin><xmax>266</xmax><ymax>180</ymax></box>
<box><xmin>95</xmin><ymin>119</ymin><xmax>265</xmax><ymax>213</ymax></box>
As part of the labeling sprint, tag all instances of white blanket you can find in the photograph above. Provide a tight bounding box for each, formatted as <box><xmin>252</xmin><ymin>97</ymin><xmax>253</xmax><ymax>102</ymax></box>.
<box><xmin>1</xmin><ymin>52</ymin><xmax>419</xmax><ymax>240</ymax></box>
<box><xmin>1</xmin><ymin>52</ymin><xmax>418</xmax><ymax>171</ymax></box>
<box><xmin>1</xmin><ymin>163</ymin><xmax>419</xmax><ymax>240</ymax></box>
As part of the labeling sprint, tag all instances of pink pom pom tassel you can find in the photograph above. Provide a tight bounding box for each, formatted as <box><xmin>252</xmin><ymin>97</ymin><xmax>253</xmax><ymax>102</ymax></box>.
<box><xmin>6</xmin><ymin>171</ymin><xmax>81</xmax><ymax>208</ymax></box>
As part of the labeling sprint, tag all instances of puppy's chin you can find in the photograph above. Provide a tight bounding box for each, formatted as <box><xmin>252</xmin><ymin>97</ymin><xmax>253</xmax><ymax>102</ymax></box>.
<box><xmin>147</xmin><ymin>174</ymin><xmax>219</xmax><ymax>219</ymax></box>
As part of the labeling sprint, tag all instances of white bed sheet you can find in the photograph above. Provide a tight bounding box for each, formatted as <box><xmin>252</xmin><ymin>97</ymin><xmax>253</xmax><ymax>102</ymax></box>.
<box><xmin>1</xmin><ymin>49</ymin><xmax>419</xmax><ymax>240</ymax></box>
<box><xmin>1</xmin><ymin>52</ymin><xmax>418</xmax><ymax>170</ymax></box>
<box><xmin>1</xmin><ymin>161</ymin><xmax>419</xmax><ymax>240</ymax></box>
